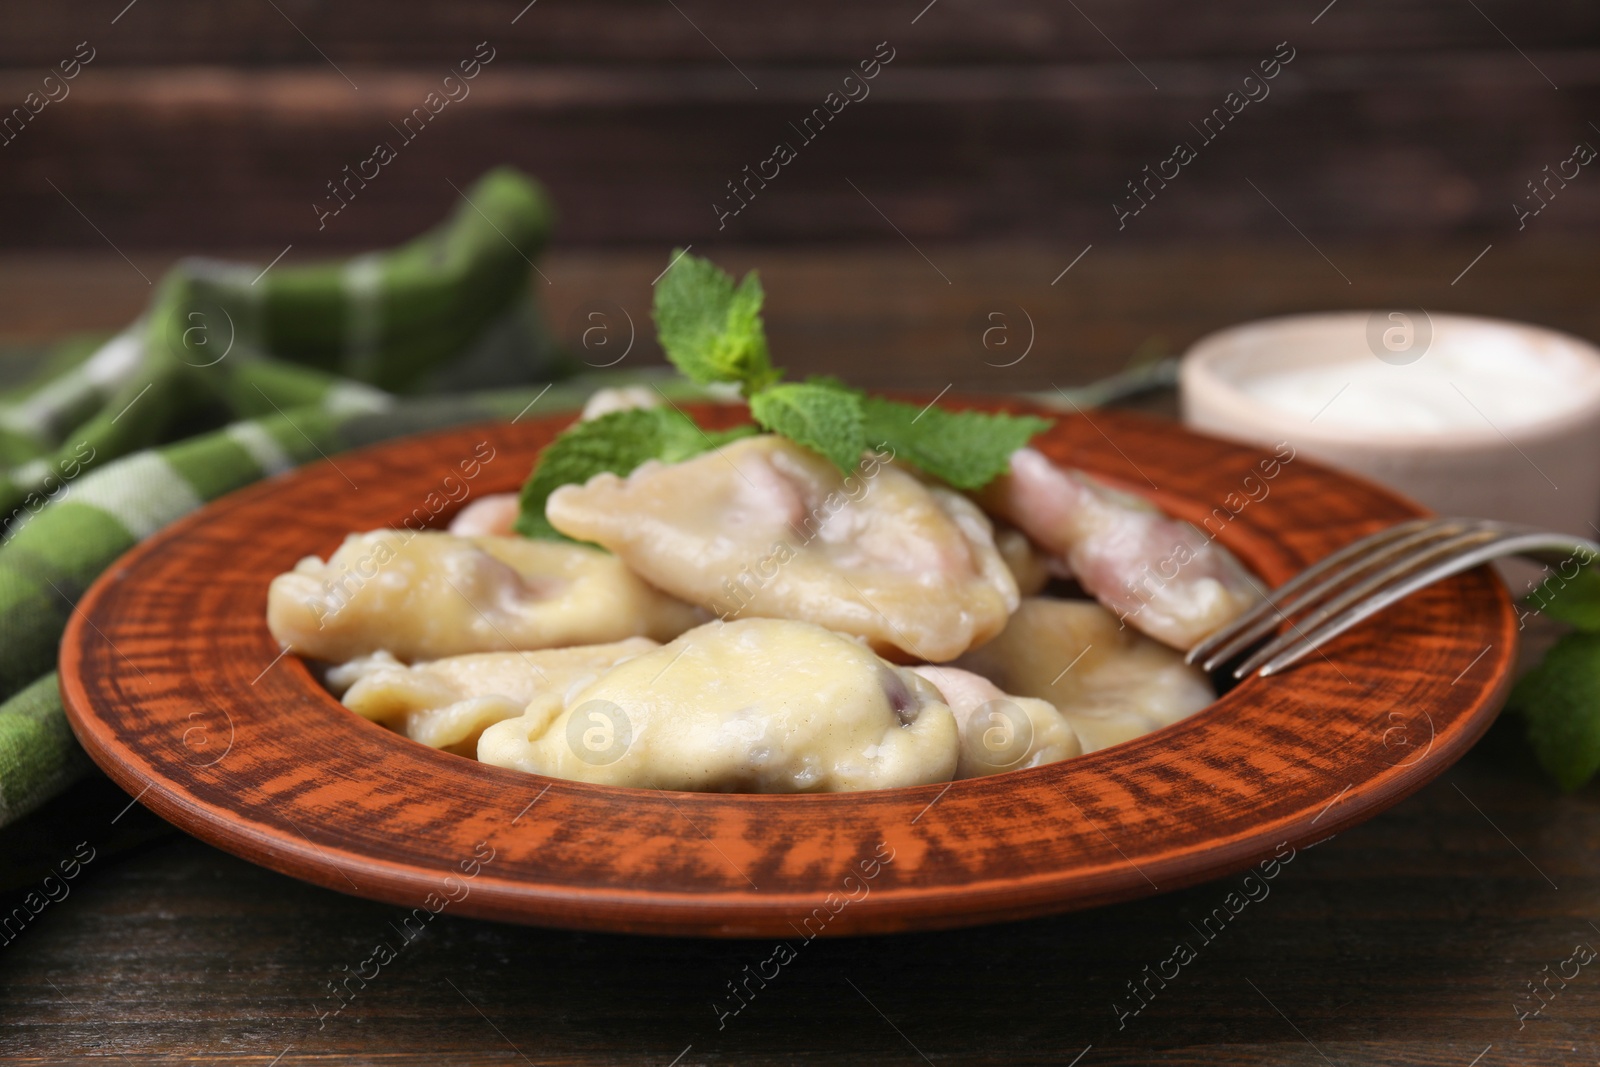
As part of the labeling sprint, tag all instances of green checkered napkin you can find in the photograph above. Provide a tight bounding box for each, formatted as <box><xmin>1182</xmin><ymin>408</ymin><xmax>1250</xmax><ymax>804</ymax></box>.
<box><xmin>0</xmin><ymin>166</ymin><xmax>581</xmax><ymax>828</ymax></box>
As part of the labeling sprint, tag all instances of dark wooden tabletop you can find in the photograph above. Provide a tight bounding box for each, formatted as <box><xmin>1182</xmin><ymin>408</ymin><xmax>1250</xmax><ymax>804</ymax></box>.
<box><xmin>3</xmin><ymin>244</ymin><xmax>1600</xmax><ymax>1065</ymax></box>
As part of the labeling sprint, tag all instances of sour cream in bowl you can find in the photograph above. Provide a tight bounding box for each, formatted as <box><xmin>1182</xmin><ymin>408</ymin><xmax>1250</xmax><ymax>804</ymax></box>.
<box><xmin>1180</xmin><ymin>311</ymin><xmax>1600</xmax><ymax>539</ymax></box>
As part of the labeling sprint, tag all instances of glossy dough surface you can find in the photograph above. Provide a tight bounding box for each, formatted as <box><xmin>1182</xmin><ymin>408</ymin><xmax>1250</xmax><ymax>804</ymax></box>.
<box><xmin>907</xmin><ymin>664</ymin><xmax>1082</xmax><ymax>777</ymax></box>
<box><xmin>267</xmin><ymin>530</ymin><xmax>702</xmax><ymax>662</ymax></box>
<box><xmin>477</xmin><ymin>618</ymin><xmax>960</xmax><ymax>792</ymax></box>
<box><xmin>276</xmin><ymin>429</ymin><xmax>1239</xmax><ymax>793</ymax></box>
<box><xmin>545</xmin><ymin>435</ymin><xmax>1019</xmax><ymax>662</ymax></box>
<box><xmin>955</xmin><ymin>597</ymin><xmax>1214</xmax><ymax>753</ymax></box>
<box><xmin>328</xmin><ymin>639</ymin><xmax>658</xmax><ymax>756</ymax></box>
<box><xmin>983</xmin><ymin>449</ymin><xmax>1261</xmax><ymax>649</ymax></box>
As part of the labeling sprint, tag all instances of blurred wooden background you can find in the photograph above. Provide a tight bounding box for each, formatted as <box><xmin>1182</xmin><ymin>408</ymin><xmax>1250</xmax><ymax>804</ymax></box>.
<box><xmin>1</xmin><ymin>0</ymin><xmax>1597</xmax><ymax>248</ymax></box>
<box><xmin>0</xmin><ymin>0</ymin><xmax>1597</xmax><ymax>383</ymax></box>
<box><xmin>7</xmin><ymin>8</ymin><xmax>1600</xmax><ymax>1065</ymax></box>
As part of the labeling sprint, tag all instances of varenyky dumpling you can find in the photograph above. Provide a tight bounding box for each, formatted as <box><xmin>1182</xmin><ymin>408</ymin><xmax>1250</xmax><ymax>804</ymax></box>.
<box><xmin>993</xmin><ymin>523</ymin><xmax>1052</xmax><ymax>597</ymax></box>
<box><xmin>544</xmin><ymin>435</ymin><xmax>1019</xmax><ymax>662</ymax></box>
<box><xmin>955</xmin><ymin>597</ymin><xmax>1214</xmax><ymax>753</ymax></box>
<box><xmin>327</xmin><ymin>639</ymin><xmax>658</xmax><ymax>756</ymax></box>
<box><xmin>477</xmin><ymin>618</ymin><xmax>960</xmax><ymax>792</ymax></box>
<box><xmin>981</xmin><ymin>449</ymin><xmax>1261</xmax><ymax>650</ymax></box>
<box><xmin>907</xmin><ymin>664</ymin><xmax>1081</xmax><ymax>778</ymax></box>
<box><xmin>267</xmin><ymin>530</ymin><xmax>703</xmax><ymax>663</ymax></box>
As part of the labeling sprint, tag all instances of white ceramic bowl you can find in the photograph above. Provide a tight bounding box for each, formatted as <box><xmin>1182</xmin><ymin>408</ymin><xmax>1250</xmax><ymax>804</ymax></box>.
<box><xmin>1180</xmin><ymin>311</ymin><xmax>1600</xmax><ymax>540</ymax></box>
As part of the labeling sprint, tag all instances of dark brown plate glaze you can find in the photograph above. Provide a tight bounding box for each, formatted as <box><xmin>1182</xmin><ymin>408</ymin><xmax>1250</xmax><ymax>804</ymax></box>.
<box><xmin>59</xmin><ymin>401</ymin><xmax>1516</xmax><ymax>937</ymax></box>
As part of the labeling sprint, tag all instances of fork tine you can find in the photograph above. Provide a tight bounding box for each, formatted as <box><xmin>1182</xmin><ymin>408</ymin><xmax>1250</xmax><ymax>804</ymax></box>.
<box><xmin>1231</xmin><ymin>524</ymin><xmax>1501</xmax><ymax>678</ymax></box>
<box><xmin>1189</xmin><ymin>518</ymin><xmax>1465</xmax><ymax>671</ymax></box>
<box><xmin>1187</xmin><ymin>517</ymin><xmax>1444</xmax><ymax>668</ymax></box>
<box><xmin>1254</xmin><ymin>529</ymin><xmax>1600</xmax><ymax>676</ymax></box>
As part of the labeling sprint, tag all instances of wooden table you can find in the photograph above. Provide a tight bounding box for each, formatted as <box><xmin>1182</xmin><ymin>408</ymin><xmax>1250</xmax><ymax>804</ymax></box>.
<box><xmin>3</xmin><ymin>245</ymin><xmax>1599</xmax><ymax>1066</ymax></box>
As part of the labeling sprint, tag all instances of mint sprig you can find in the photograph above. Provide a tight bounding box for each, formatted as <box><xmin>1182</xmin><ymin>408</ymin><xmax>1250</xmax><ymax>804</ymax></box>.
<box><xmin>516</xmin><ymin>251</ymin><xmax>1051</xmax><ymax>537</ymax></box>
<box><xmin>1508</xmin><ymin>630</ymin><xmax>1600</xmax><ymax>791</ymax></box>
<box><xmin>1525</xmin><ymin>566</ymin><xmax>1600</xmax><ymax>631</ymax></box>
<box><xmin>750</xmin><ymin>382</ymin><xmax>865</xmax><ymax>473</ymax></box>
<box><xmin>861</xmin><ymin>395</ymin><xmax>1052</xmax><ymax>491</ymax></box>
<box><xmin>1506</xmin><ymin>566</ymin><xmax>1600</xmax><ymax>791</ymax></box>
<box><xmin>653</xmin><ymin>249</ymin><xmax>781</xmax><ymax>397</ymax></box>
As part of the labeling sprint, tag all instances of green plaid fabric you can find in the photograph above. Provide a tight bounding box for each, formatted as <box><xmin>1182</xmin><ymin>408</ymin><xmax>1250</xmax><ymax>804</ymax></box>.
<box><xmin>0</xmin><ymin>166</ymin><xmax>570</xmax><ymax>827</ymax></box>
<box><xmin>0</xmin><ymin>165</ymin><xmax>558</xmax><ymax>524</ymax></box>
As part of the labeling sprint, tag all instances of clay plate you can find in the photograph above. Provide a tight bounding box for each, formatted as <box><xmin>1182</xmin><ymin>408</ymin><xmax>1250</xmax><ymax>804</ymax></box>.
<box><xmin>59</xmin><ymin>401</ymin><xmax>1516</xmax><ymax>937</ymax></box>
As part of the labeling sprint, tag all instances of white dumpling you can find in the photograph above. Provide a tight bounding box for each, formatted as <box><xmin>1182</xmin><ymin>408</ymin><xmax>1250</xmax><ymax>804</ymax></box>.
<box><xmin>267</xmin><ymin>530</ymin><xmax>703</xmax><ymax>662</ymax></box>
<box><xmin>993</xmin><ymin>523</ymin><xmax>1052</xmax><ymax>596</ymax></box>
<box><xmin>544</xmin><ymin>435</ymin><xmax>1019</xmax><ymax>662</ymax></box>
<box><xmin>980</xmin><ymin>448</ymin><xmax>1261</xmax><ymax>649</ymax></box>
<box><xmin>477</xmin><ymin>617</ymin><xmax>960</xmax><ymax>792</ymax></box>
<box><xmin>954</xmin><ymin>597</ymin><xmax>1215</xmax><ymax>753</ymax></box>
<box><xmin>327</xmin><ymin>639</ymin><xmax>658</xmax><ymax>755</ymax></box>
<box><xmin>907</xmin><ymin>664</ymin><xmax>1081</xmax><ymax>777</ymax></box>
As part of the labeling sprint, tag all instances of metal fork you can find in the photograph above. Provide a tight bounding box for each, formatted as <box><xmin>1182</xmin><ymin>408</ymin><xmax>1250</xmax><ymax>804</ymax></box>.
<box><xmin>1185</xmin><ymin>518</ymin><xmax>1600</xmax><ymax>679</ymax></box>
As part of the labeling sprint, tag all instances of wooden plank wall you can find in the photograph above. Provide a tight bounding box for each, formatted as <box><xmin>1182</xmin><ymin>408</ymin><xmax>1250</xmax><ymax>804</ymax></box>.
<box><xmin>0</xmin><ymin>0</ymin><xmax>1595</xmax><ymax>253</ymax></box>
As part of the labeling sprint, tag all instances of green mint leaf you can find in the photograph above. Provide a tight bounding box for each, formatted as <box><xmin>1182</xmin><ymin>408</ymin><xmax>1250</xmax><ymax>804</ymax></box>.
<box><xmin>860</xmin><ymin>396</ymin><xmax>1051</xmax><ymax>490</ymax></box>
<box><xmin>652</xmin><ymin>250</ymin><xmax>782</xmax><ymax>396</ymax></box>
<box><xmin>1525</xmin><ymin>565</ymin><xmax>1600</xmax><ymax>631</ymax></box>
<box><xmin>514</xmin><ymin>407</ymin><xmax>756</xmax><ymax>539</ymax></box>
<box><xmin>1507</xmin><ymin>630</ymin><xmax>1600</xmax><ymax>791</ymax></box>
<box><xmin>749</xmin><ymin>381</ymin><xmax>865</xmax><ymax>473</ymax></box>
